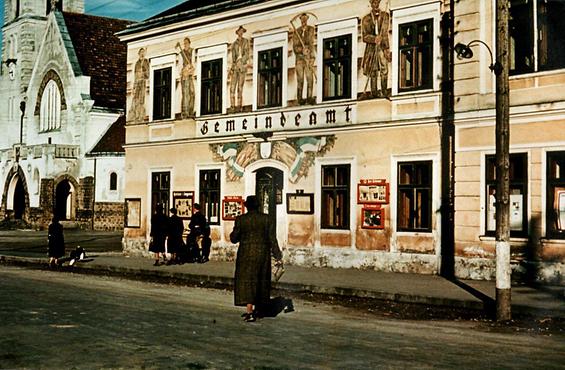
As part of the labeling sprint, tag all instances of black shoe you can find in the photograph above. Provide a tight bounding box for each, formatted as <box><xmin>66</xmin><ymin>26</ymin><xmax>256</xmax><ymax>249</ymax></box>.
<box><xmin>199</xmin><ymin>257</ymin><xmax>209</xmax><ymax>264</ymax></box>
<box><xmin>243</xmin><ymin>312</ymin><xmax>256</xmax><ymax>322</ymax></box>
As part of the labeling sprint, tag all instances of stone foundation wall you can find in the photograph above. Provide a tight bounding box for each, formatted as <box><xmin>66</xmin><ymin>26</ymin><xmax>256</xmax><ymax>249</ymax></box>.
<box><xmin>94</xmin><ymin>202</ymin><xmax>124</xmax><ymax>231</ymax></box>
<box><xmin>122</xmin><ymin>237</ymin><xmax>565</xmax><ymax>285</ymax></box>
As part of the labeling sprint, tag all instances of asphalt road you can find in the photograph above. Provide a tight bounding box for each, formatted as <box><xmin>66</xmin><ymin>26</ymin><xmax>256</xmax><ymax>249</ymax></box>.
<box><xmin>0</xmin><ymin>230</ymin><xmax>123</xmax><ymax>257</ymax></box>
<box><xmin>1</xmin><ymin>267</ymin><xmax>563</xmax><ymax>369</ymax></box>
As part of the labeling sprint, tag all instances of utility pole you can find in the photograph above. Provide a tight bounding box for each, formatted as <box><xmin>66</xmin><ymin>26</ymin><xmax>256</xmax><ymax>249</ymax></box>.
<box><xmin>495</xmin><ymin>0</ymin><xmax>511</xmax><ymax>321</ymax></box>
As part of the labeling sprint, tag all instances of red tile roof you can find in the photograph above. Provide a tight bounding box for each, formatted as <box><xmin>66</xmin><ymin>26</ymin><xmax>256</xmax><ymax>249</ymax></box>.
<box><xmin>88</xmin><ymin>114</ymin><xmax>126</xmax><ymax>155</ymax></box>
<box><xmin>62</xmin><ymin>12</ymin><xmax>133</xmax><ymax>110</ymax></box>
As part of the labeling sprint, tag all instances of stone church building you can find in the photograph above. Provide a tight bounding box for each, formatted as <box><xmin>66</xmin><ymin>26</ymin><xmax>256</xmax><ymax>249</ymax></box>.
<box><xmin>0</xmin><ymin>0</ymin><xmax>131</xmax><ymax>230</ymax></box>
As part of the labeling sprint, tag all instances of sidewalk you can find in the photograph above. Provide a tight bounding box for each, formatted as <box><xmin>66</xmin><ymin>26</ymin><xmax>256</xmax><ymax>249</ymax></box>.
<box><xmin>2</xmin><ymin>252</ymin><xmax>563</xmax><ymax>318</ymax></box>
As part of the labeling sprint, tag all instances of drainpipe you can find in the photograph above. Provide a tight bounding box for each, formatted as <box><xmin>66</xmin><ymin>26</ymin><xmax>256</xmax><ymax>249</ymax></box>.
<box><xmin>92</xmin><ymin>158</ymin><xmax>96</xmax><ymax>230</ymax></box>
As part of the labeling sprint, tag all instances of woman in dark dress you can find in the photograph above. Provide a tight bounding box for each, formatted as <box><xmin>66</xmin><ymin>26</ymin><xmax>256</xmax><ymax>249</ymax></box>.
<box><xmin>149</xmin><ymin>204</ymin><xmax>168</xmax><ymax>266</ymax></box>
<box><xmin>167</xmin><ymin>207</ymin><xmax>185</xmax><ymax>264</ymax></box>
<box><xmin>230</xmin><ymin>195</ymin><xmax>283</xmax><ymax>322</ymax></box>
<box><xmin>48</xmin><ymin>216</ymin><xmax>65</xmax><ymax>267</ymax></box>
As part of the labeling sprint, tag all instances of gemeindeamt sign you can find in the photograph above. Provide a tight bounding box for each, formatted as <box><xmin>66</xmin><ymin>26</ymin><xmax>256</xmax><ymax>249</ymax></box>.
<box><xmin>196</xmin><ymin>103</ymin><xmax>356</xmax><ymax>138</ymax></box>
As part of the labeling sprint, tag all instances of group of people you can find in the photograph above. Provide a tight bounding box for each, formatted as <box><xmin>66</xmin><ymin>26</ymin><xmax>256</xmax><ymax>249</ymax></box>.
<box><xmin>149</xmin><ymin>203</ymin><xmax>211</xmax><ymax>266</ymax></box>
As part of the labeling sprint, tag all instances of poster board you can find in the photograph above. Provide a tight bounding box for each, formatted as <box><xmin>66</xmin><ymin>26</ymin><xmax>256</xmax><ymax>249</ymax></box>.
<box><xmin>358</xmin><ymin>179</ymin><xmax>389</xmax><ymax>204</ymax></box>
<box><xmin>173</xmin><ymin>191</ymin><xmax>194</xmax><ymax>219</ymax></box>
<box><xmin>361</xmin><ymin>204</ymin><xmax>385</xmax><ymax>229</ymax></box>
<box><xmin>222</xmin><ymin>196</ymin><xmax>245</xmax><ymax>220</ymax></box>
<box><xmin>125</xmin><ymin>198</ymin><xmax>141</xmax><ymax>228</ymax></box>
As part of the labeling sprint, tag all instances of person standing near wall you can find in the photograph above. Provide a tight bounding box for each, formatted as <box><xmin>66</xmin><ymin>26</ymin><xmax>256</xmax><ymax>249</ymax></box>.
<box><xmin>188</xmin><ymin>203</ymin><xmax>211</xmax><ymax>263</ymax></box>
<box><xmin>47</xmin><ymin>216</ymin><xmax>65</xmax><ymax>267</ymax></box>
<box><xmin>167</xmin><ymin>208</ymin><xmax>184</xmax><ymax>264</ymax></box>
<box><xmin>149</xmin><ymin>204</ymin><xmax>168</xmax><ymax>266</ymax></box>
<box><xmin>230</xmin><ymin>195</ymin><xmax>283</xmax><ymax>322</ymax></box>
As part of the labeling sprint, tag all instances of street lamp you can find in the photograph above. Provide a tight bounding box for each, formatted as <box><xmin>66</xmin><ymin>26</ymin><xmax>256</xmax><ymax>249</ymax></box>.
<box><xmin>454</xmin><ymin>41</ymin><xmax>503</xmax><ymax>75</ymax></box>
<box><xmin>455</xmin><ymin>2</ymin><xmax>511</xmax><ymax>322</ymax></box>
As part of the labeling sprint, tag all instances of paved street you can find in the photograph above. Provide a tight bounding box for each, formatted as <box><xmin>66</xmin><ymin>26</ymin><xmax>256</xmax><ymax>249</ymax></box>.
<box><xmin>0</xmin><ymin>267</ymin><xmax>563</xmax><ymax>369</ymax></box>
<box><xmin>0</xmin><ymin>230</ymin><xmax>122</xmax><ymax>257</ymax></box>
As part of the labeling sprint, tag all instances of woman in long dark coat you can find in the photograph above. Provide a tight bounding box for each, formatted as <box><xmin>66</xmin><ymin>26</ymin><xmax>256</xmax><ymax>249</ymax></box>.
<box><xmin>167</xmin><ymin>207</ymin><xmax>185</xmax><ymax>264</ymax></box>
<box><xmin>48</xmin><ymin>216</ymin><xmax>65</xmax><ymax>267</ymax></box>
<box><xmin>230</xmin><ymin>195</ymin><xmax>283</xmax><ymax>322</ymax></box>
<box><xmin>149</xmin><ymin>204</ymin><xmax>168</xmax><ymax>266</ymax></box>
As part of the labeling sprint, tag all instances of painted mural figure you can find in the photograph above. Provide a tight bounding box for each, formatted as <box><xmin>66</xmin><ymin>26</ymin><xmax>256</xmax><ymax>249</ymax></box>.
<box><xmin>176</xmin><ymin>37</ymin><xmax>195</xmax><ymax>118</ymax></box>
<box><xmin>362</xmin><ymin>0</ymin><xmax>391</xmax><ymax>98</ymax></box>
<box><xmin>292</xmin><ymin>13</ymin><xmax>316</xmax><ymax>105</ymax></box>
<box><xmin>129</xmin><ymin>47</ymin><xmax>150</xmax><ymax>122</ymax></box>
<box><xmin>230</xmin><ymin>26</ymin><xmax>250</xmax><ymax>112</ymax></box>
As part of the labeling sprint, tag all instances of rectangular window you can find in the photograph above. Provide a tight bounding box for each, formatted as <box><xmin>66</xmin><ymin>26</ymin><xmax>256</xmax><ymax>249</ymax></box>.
<box><xmin>397</xmin><ymin>161</ymin><xmax>432</xmax><ymax>232</ymax></box>
<box><xmin>199</xmin><ymin>169</ymin><xmax>221</xmax><ymax>225</ymax></box>
<box><xmin>321</xmin><ymin>165</ymin><xmax>350</xmax><ymax>229</ymax></box>
<box><xmin>152</xmin><ymin>67</ymin><xmax>172</xmax><ymax>120</ymax></box>
<box><xmin>201</xmin><ymin>59</ymin><xmax>223</xmax><ymax>115</ymax></box>
<box><xmin>485</xmin><ymin>154</ymin><xmax>528</xmax><ymax>237</ymax></box>
<box><xmin>322</xmin><ymin>34</ymin><xmax>352</xmax><ymax>100</ymax></box>
<box><xmin>258</xmin><ymin>48</ymin><xmax>283</xmax><ymax>108</ymax></box>
<box><xmin>510</xmin><ymin>0</ymin><xmax>565</xmax><ymax>75</ymax></box>
<box><xmin>547</xmin><ymin>151</ymin><xmax>565</xmax><ymax>239</ymax></box>
<box><xmin>151</xmin><ymin>172</ymin><xmax>170</xmax><ymax>216</ymax></box>
<box><xmin>398</xmin><ymin>19</ymin><xmax>433</xmax><ymax>91</ymax></box>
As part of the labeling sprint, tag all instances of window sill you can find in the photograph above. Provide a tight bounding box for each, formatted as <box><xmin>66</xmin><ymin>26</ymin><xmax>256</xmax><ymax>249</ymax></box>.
<box><xmin>478</xmin><ymin>235</ymin><xmax>528</xmax><ymax>243</ymax></box>
<box><xmin>540</xmin><ymin>238</ymin><xmax>565</xmax><ymax>245</ymax></box>
<box><xmin>395</xmin><ymin>231</ymin><xmax>433</xmax><ymax>236</ymax></box>
<box><xmin>149</xmin><ymin>118</ymin><xmax>175</xmax><ymax>125</ymax></box>
<box><xmin>510</xmin><ymin>67</ymin><xmax>565</xmax><ymax>80</ymax></box>
<box><xmin>390</xmin><ymin>89</ymin><xmax>439</xmax><ymax>100</ymax></box>
<box><xmin>320</xmin><ymin>228</ymin><xmax>351</xmax><ymax>234</ymax></box>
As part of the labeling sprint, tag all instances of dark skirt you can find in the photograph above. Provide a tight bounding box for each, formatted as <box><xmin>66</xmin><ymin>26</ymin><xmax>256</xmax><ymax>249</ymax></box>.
<box><xmin>149</xmin><ymin>236</ymin><xmax>166</xmax><ymax>253</ymax></box>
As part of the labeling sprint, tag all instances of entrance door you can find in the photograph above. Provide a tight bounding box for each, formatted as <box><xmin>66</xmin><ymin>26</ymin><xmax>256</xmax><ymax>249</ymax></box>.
<box><xmin>13</xmin><ymin>177</ymin><xmax>25</xmax><ymax>219</ymax></box>
<box><xmin>55</xmin><ymin>180</ymin><xmax>72</xmax><ymax>220</ymax></box>
<box><xmin>255</xmin><ymin>167</ymin><xmax>283</xmax><ymax>225</ymax></box>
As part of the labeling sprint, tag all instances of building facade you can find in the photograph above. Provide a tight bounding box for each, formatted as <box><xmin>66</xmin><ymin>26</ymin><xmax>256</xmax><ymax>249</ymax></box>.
<box><xmin>119</xmin><ymin>0</ymin><xmax>565</xmax><ymax>283</ymax></box>
<box><xmin>0</xmin><ymin>0</ymin><xmax>131</xmax><ymax>230</ymax></box>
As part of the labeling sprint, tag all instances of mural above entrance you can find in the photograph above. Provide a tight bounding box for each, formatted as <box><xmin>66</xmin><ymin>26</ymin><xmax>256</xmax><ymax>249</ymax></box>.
<box><xmin>210</xmin><ymin>136</ymin><xmax>336</xmax><ymax>183</ymax></box>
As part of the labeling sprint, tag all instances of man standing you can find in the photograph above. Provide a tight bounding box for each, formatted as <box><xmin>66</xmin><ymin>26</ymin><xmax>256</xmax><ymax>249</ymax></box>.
<box><xmin>176</xmin><ymin>37</ymin><xmax>195</xmax><ymax>118</ymax></box>
<box><xmin>292</xmin><ymin>13</ymin><xmax>316</xmax><ymax>105</ymax></box>
<box><xmin>362</xmin><ymin>0</ymin><xmax>391</xmax><ymax>98</ymax></box>
<box><xmin>188</xmin><ymin>203</ymin><xmax>211</xmax><ymax>263</ymax></box>
<box><xmin>230</xmin><ymin>26</ymin><xmax>250</xmax><ymax>112</ymax></box>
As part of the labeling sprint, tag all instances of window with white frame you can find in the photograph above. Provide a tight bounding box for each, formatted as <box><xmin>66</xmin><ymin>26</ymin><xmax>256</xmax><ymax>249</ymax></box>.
<box><xmin>197</xmin><ymin>44</ymin><xmax>228</xmax><ymax>116</ymax></box>
<box><xmin>150</xmin><ymin>54</ymin><xmax>175</xmax><ymax>121</ymax></box>
<box><xmin>392</xmin><ymin>2</ymin><xmax>440</xmax><ymax>95</ymax></box>
<box><xmin>253</xmin><ymin>31</ymin><xmax>288</xmax><ymax>110</ymax></box>
<box><xmin>152</xmin><ymin>67</ymin><xmax>172</xmax><ymax>120</ymax></box>
<box><xmin>398</xmin><ymin>19</ymin><xmax>433</xmax><ymax>91</ymax></box>
<box><xmin>546</xmin><ymin>151</ymin><xmax>565</xmax><ymax>239</ymax></box>
<box><xmin>397</xmin><ymin>160</ymin><xmax>432</xmax><ymax>232</ymax></box>
<box><xmin>317</xmin><ymin>18</ymin><xmax>358</xmax><ymax>103</ymax></box>
<box><xmin>321</xmin><ymin>164</ymin><xmax>350</xmax><ymax>229</ymax></box>
<box><xmin>510</xmin><ymin>0</ymin><xmax>565</xmax><ymax>75</ymax></box>
<box><xmin>40</xmin><ymin>80</ymin><xmax>61</xmax><ymax>132</ymax></box>
<box><xmin>257</xmin><ymin>48</ymin><xmax>283</xmax><ymax>108</ymax></box>
<box><xmin>485</xmin><ymin>153</ymin><xmax>528</xmax><ymax>237</ymax></box>
<box><xmin>199</xmin><ymin>169</ymin><xmax>221</xmax><ymax>225</ymax></box>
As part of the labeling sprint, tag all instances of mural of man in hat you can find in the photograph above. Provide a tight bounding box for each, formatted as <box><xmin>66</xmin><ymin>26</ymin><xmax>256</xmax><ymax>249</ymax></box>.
<box><xmin>362</xmin><ymin>0</ymin><xmax>391</xmax><ymax>98</ymax></box>
<box><xmin>292</xmin><ymin>13</ymin><xmax>316</xmax><ymax>105</ymax></box>
<box><xmin>230</xmin><ymin>25</ymin><xmax>250</xmax><ymax>112</ymax></box>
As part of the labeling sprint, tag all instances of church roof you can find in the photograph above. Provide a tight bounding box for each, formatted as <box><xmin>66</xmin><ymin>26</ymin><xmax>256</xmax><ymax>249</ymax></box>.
<box><xmin>87</xmin><ymin>114</ymin><xmax>126</xmax><ymax>156</ymax></box>
<box><xmin>58</xmin><ymin>12</ymin><xmax>133</xmax><ymax>110</ymax></box>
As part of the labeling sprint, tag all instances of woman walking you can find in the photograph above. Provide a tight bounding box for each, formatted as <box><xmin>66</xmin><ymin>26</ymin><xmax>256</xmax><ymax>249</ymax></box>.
<box><xmin>230</xmin><ymin>195</ymin><xmax>283</xmax><ymax>322</ymax></box>
<box><xmin>47</xmin><ymin>216</ymin><xmax>65</xmax><ymax>267</ymax></box>
<box><xmin>149</xmin><ymin>204</ymin><xmax>168</xmax><ymax>266</ymax></box>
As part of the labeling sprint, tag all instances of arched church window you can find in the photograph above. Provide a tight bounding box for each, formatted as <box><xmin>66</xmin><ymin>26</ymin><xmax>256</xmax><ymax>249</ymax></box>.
<box><xmin>40</xmin><ymin>80</ymin><xmax>61</xmax><ymax>132</ymax></box>
<box><xmin>109</xmin><ymin>172</ymin><xmax>118</xmax><ymax>191</ymax></box>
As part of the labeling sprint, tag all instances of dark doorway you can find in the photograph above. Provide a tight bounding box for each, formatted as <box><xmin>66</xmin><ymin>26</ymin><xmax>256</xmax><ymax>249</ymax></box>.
<box><xmin>13</xmin><ymin>177</ymin><xmax>25</xmax><ymax>219</ymax></box>
<box><xmin>255</xmin><ymin>167</ymin><xmax>283</xmax><ymax>225</ymax></box>
<box><xmin>55</xmin><ymin>180</ymin><xmax>71</xmax><ymax>220</ymax></box>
